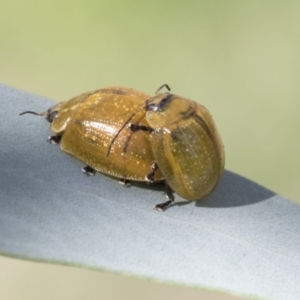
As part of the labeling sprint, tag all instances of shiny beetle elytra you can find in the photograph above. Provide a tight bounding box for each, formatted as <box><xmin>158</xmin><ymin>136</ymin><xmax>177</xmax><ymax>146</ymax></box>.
<box><xmin>20</xmin><ymin>85</ymin><xmax>224</xmax><ymax>211</ymax></box>
<box><xmin>145</xmin><ymin>84</ymin><xmax>225</xmax><ymax>210</ymax></box>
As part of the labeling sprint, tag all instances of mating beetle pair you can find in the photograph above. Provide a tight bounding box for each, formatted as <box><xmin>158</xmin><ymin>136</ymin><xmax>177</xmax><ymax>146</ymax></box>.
<box><xmin>21</xmin><ymin>85</ymin><xmax>225</xmax><ymax>211</ymax></box>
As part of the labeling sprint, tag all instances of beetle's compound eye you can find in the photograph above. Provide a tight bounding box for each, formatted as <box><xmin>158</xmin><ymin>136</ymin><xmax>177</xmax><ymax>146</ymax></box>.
<box><xmin>145</xmin><ymin>101</ymin><xmax>157</xmax><ymax>112</ymax></box>
<box><xmin>156</xmin><ymin>94</ymin><xmax>174</xmax><ymax>111</ymax></box>
<box><xmin>46</xmin><ymin>110</ymin><xmax>58</xmax><ymax>123</ymax></box>
<box><xmin>146</xmin><ymin>94</ymin><xmax>174</xmax><ymax>112</ymax></box>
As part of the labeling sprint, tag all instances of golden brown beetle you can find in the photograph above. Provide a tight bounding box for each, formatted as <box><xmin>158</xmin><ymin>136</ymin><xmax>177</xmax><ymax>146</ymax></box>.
<box><xmin>145</xmin><ymin>84</ymin><xmax>225</xmax><ymax>209</ymax></box>
<box><xmin>20</xmin><ymin>85</ymin><xmax>224</xmax><ymax>211</ymax></box>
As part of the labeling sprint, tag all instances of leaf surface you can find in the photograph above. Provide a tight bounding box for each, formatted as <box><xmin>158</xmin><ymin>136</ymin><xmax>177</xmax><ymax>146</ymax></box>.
<box><xmin>0</xmin><ymin>84</ymin><xmax>299</xmax><ymax>300</ymax></box>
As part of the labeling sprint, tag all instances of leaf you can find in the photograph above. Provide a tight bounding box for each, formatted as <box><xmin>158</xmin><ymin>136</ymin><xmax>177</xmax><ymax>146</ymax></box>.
<box><xmin>0</xmin><ymin>84</ymin><xmax>300</xmax><ymax>300</ymax></box>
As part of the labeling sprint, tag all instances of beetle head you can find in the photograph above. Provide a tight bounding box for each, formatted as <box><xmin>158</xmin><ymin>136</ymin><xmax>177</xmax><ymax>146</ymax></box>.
<box><xmin>146</xmin><ymin>93</ymin><xmax>195</xmax><ymax>128</ymax></box>
<box><xmin>145</xmin><ymin>94</ymin><xmax>173</xmax><ymax>112</ymax></box>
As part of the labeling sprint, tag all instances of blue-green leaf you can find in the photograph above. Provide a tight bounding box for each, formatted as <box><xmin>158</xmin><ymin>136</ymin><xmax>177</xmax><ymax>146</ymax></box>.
<box><xmin>0</xmin><ymin>84</ymin><xmax>299</xmax><ymax>300</ymax></box>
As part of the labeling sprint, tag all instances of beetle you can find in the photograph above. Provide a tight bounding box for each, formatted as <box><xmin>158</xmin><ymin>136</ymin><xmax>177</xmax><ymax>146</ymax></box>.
<box><xmin>144</xmin><ymin>84</ymin><xmax>225</xmax><ymax>210</ymax></box>
<box><xmin>20</xmin><ymin>85</ymin><xmax>224</xmax><ymax>211</ymax></box>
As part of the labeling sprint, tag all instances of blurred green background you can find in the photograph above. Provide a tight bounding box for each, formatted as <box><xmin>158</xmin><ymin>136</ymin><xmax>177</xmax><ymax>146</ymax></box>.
<box><xmin>1</xmin><ymin>1</ymin><xmax>299</xmax><ymax>299</ymax></box>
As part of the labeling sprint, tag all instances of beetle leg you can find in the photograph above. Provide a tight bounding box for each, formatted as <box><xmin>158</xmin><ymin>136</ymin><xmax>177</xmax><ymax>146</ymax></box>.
<box><xmin>128</xmin><ymin>124</ymin><xmax>153</xmax><ymax>133</ymax></box>
<box><xmin>82</xmin><ymin>166</ymin><xmax>96</xmax><ymax>176</ymax></box>
<box><xmin>119</xmin><ymin>178</ymin><xmax>131</xmax><ymax>187</ymax></box>
<box><xmin>47</xmin><ymin>135</ymin><xmax>61</xmax><ymax>144</ymax></box>
<box><xmin>145</xmin><ymin>163</ymin><xmax>158</xmax><ymax>183</ymax></box>
<box><xmin>154</xmin><ymin>183</ymin><xmax>175</xmax><ymax>211</ymax></box>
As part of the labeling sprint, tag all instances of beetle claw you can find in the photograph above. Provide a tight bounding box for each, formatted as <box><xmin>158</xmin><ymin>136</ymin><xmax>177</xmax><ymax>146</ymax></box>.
<box><xmin>82</xmin><ymin>166</ymin><xmax>96</xmax><ymax>176</ymax></box>
<box><xmin>154</xmin><ymin>200</ymin><xmax>174</xmax><ymax>211</ymax></box>
<box><xmin>119</xmin><ymin>178</ymin><xmax>131</xmax><ymax>187</ymax></box>
<box><xmin>145</xmin><ymin>176</ymin><xmax>154</xmax><ymax>184</ymax></box>
<box><xmin>154</xmin><ymin>182</ymin><xmax>175</xmax><ymax>211</ymax></box>
<box><xmin>47</xmin><ymin>135</ymin><xmax>61</xmax><ymax>144</ymax></box>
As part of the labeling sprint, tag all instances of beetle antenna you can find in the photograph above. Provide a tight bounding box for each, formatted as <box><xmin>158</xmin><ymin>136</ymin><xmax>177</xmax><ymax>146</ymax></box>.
<box><xmin>155</xmin><ymin>84</ymin><xmax>171</xmax><ymax>94</ymax></box>
<box><xmin>19</xmin><ymin>111</ymin><xmax>40</xmax><ymax>116</ymax></box>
